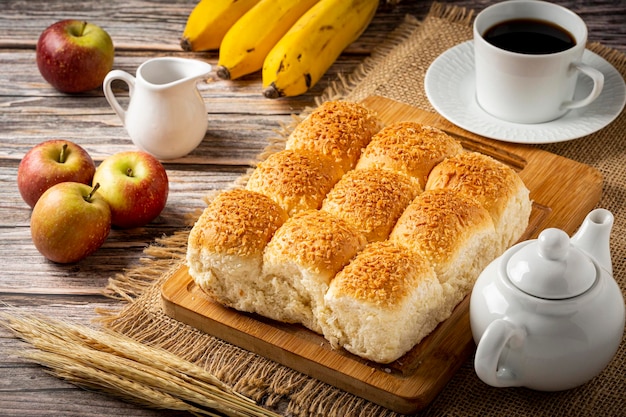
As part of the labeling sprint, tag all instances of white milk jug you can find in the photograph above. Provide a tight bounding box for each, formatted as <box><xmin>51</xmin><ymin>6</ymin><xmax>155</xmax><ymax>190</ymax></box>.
<box><xmin>103</xmin><ymin>57</ymin><xmax>212</xmax><ymax>160</ymax></box>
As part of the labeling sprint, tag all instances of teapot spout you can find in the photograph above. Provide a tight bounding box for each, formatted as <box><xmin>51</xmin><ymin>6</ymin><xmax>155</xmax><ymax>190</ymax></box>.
<box><xmin>570</xmin><ymin>209</ymin><xmax>614</xmax><ymax>275</ymax></box>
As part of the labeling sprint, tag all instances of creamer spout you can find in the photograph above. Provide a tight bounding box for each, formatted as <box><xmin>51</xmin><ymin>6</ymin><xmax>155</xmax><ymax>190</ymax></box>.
<box><xmin>185</xmin><ymin>59</ymin><xmax>212</xmax><ymax>81</ymax></box>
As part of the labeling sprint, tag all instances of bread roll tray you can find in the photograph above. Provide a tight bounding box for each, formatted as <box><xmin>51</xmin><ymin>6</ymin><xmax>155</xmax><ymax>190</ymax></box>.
<box><xmin>161</xmin><ymin>96</ymin><xmax>603</xmax><ymax>414</ymax></box>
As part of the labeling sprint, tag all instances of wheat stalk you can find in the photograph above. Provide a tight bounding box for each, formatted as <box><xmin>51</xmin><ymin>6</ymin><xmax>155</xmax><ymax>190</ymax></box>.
<box><xmin>24</xmin><ymin>349</ymin><xmax>218</xmax><ymax>417</ymax></box>
<box><xmin>0</xmin><ymin>311</ymin><xmax>281</xmax><ymax>417</ymax></box>
<box><xmin>18</xmin><ymin>314</ymin><xmax>240</xmax><ymax>397</ymax></box>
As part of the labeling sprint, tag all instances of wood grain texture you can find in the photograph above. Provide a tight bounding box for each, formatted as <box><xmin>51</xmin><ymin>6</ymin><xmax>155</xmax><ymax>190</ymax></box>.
<box><xmin>161</xmin><ymin>97</ymin><xmax>603</xmax><ymax>415</ymax></box>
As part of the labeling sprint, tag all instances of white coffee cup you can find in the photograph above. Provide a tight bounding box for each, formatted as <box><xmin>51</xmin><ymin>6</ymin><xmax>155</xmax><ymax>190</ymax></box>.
<box><xmin>473</xmin><ymin>0</ymin><xmax>604</xmax><ymax>124</ymax></box>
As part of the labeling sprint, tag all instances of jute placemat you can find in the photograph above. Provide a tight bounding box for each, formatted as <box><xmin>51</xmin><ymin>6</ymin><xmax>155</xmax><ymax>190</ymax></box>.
<box><xmin>94</xmin><ymin>2</ymin><xmax>624</xmax><ymax>416</ymax></box>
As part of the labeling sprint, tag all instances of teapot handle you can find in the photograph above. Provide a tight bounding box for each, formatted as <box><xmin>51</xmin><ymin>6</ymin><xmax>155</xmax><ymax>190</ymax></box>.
<box><xmin>474</xmin><ymin>319</ymin><xmax>526</xmax><ymax>387</ymax></box>
<box><xmin>103</xmin><ymin>70</ymin><xmax>136</xmax><ymax>125</ymax></box>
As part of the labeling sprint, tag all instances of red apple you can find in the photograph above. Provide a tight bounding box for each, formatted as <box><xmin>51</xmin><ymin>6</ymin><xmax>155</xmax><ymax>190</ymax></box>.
<box><xmin>92</xmin><ymin>151</ymin><xmax>169</xmax><ymax>228</ymax></box>
<box><xmin>17</xmin><ymin>139</ymin><xmax>96</xmax><ymax>208</ymax></box>
<box><xmin>31</xmin><ymin>182</ymin><xmax>111</xmax><ymax>263</ymax></box>
<box><xmin>36</xmin><ymin>20</ymin><xmax>114</xmax><ymax>93</ymax></box>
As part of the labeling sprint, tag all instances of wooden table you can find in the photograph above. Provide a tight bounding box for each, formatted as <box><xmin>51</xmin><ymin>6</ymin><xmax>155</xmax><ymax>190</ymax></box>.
<box><xmin>1</xmin><ymin>1</ymin><xmax>624</xmax><ymax>416</ymax></box>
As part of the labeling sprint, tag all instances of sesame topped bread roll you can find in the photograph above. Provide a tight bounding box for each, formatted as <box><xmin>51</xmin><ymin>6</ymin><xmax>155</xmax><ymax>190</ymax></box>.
<box><xmin>356</xmin><ymin>121</ymin><xmax>463</xmax><ymax>188</ymax></box>
<box><xmin>261</xmin><ymin>210</ymin><xmax>367</xmax><ymax>332</ymax></box>
<box><xmin>246</xmin><ymin>149</ymin><xmax>343</xmax><ymax>217</ymax></box>
<box><xmin>390</xmin><ymin>189</ymin><xmax>497</xmax><ymax>308</ymax></box>
<box><xmin>186</xmin><ymin>189</ymin><xmax>288</xmax><ymax>312</ymax></box>
<box><xmin>184</xmin><ymin>100</ymin><xmax>534</xmax><ymax>364</ymax></box>
<box><xmin>321</xmin><ymin>167</ymin><xmax>421</xmax><ymax>242</ymax></box>
<box><xmin>286</xmin><ymin>101</ymin><xmax>384</xmax><ymax>174</ymax></box>
<box><xmin>425</xmin><ymin>152</ymin><xmax>531</xmax><ymax>253</ymax></box>
<box><xmin>320</xmin><ymin>241</ymin><xmax>446</xmax><ymax>364</ymax></box>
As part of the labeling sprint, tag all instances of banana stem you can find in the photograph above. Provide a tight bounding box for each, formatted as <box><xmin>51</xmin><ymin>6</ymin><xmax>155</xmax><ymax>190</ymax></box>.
<box><xmin>263</xmin><ymin>84</ymin><xmax>281</xmax><ymax>99</ymax></box>
<box><xmin>180</xmin><ymin>37</ymin><xmax>192</xmax><ymax>52</ymax></box>
<box><xmin>215</xmin><ymin>66</ymin><xmax>231</xmax><ymax>80</ymax></box>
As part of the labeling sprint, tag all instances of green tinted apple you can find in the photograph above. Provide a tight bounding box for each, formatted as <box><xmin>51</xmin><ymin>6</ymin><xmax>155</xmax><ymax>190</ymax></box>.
<box><xmin>31</xmin><ymin>182</ymin><xmax>111</xmax><ymax>263</ymax></box>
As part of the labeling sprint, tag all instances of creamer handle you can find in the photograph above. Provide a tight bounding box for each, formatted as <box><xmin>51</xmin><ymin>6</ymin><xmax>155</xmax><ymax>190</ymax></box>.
<box><xmin>474</xmin><ymin>319</ymin><xmax>526</xmax><ymax>387</ymax></box>
<box><xmin>103</xmin><ymin>70</ymin><xmax>136</xmax><ymax>125</ymax></box>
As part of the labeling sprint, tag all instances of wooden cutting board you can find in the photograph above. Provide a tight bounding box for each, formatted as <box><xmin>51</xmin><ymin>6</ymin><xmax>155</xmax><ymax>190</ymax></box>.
<box><xmin>161</xmin><ymin>96</ymin><xmax>603</xmax><ymax>414</ymax></box>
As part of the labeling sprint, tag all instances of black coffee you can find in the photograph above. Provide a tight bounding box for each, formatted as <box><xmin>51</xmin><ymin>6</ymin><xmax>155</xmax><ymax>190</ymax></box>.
<box><xmin>483</xmin><ymin>18</ymin><xmax>576</xmax><ymax>54</ymax></box>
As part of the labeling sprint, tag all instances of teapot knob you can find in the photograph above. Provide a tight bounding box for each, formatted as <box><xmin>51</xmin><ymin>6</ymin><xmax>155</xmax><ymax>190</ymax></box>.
<box><xmin>538</xmin><ymin>229</ymin><xmax>569</xmax><ymax>261</ymax></box>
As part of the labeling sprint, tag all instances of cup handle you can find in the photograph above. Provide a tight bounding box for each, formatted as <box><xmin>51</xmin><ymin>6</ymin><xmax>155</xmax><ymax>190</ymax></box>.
<box><xmin>103</xmin><ymin>70</ymin><xmax>136</xmax><ymax>125</ymax></box>
<box><xmin>474</xmin><ymin>319</ymin><xmax>526</xmax><ymax>387</ymax></box>
<box><xmin>561</xmin><ymin>62</ymin><xmax>604</xmax><ymax>110</ymax></box>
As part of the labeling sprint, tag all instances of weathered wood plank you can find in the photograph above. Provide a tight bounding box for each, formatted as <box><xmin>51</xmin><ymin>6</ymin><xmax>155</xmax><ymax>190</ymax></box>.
<box><xmin>0</xmin><ymin>48</ymin><xmax>363</xmax><ymax>100</ymax></box>
<box><xmin>0</xmin><ymin>49</ymin><xmax>366</xmax><ymax>165</ymax></box>
<box><xmin>0</xmin><ymin>1</ymin><xmax>421</xmax><ymax>52</ymax></box>
<box><xmin>1</xmin><ymin>1</ymin><xmax>623</xmax><ymax>53</ymax></box>
<box><xmin>0</xmin><ymin>107</ymin><xmax>293</xmax><ymax>165</ymax></box>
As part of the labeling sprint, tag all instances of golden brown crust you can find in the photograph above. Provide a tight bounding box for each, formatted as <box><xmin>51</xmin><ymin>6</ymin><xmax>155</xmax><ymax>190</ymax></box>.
<box><xmin>188</xmin><ymin>189</ymin><xmax>288</xmax><ymax>257</ymax></box>
<box><xmin>286</xmin><ymin>101</ymin><xmax>384</xmax><ymax>174</ymax></box>
<box><xmin>186</xmin><ymin>100</ymin><xmax>532</xmax><ymax>364</ymax></box>
<box><xmin>425</xmin><ymin>152</ymin><xmax>523</xmax><ymax>221</ymax></box>
<box><xmin>332</xmin><ymin>241</ymin><xmax>433</xmax><ymax>307</ymax></box>
<box><xmin>246</xmin><ymin>149</ymin><xmax>343</xmax><ymax>216</ymax></box>
<box><xmin>390</xmin><ymin>189</ymin><xmax>493</xmax><ymax>265</ymax></box>
<box><xmin>321</xmin><ymin>168</ymin><xmax>421</xmax><ymax>242</ymax></box>
<box><xmin>356</xmin><ymin>121</ymin><xmax>463</xmax><ymax>187</ymax></box>
<box><xmin>265</xmin><ymin>210</ymin><xmax>367</xmax><ymax>279</ymax></box>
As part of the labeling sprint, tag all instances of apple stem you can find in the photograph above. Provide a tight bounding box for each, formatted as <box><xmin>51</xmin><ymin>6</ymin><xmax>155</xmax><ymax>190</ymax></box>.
<box><xmin>85</xmin><ymin>183</ymin><xmax>100</xmax><ymax>203</ymax></box>
<box><xmin>59</xmin><ymin>143</ymin><xmax>68</xmax><ymax>164</ymax></box>
<box><xmin>79</xmin><ymin>21</ymin><xmax>87</xmax><ymax>36</ymax></box>
<box><xmin>127</xmin><ymin>167</ymin><xmax>134</xmax><ymax>177</ymax></box>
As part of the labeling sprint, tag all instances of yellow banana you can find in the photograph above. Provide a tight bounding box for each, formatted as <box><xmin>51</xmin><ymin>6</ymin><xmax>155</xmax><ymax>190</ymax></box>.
<box><xmin>216</xmin><ymin>0</ymin><xmax>321</xmax><ymax>80</ymax></box>
<box><xmin>262</xmin><ymin>0</ymin><xmax>379</xmax><ymax>98</ymax></box>
<box><xmin>180</xmin><ymin>0</ymin><xmax>262</xmax><ymax>52</ymax></box>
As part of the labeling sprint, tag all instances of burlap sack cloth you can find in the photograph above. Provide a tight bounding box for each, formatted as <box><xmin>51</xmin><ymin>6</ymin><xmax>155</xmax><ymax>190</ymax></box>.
<box><xmin>101</xmin><ymin>3</ymin><xmax>626</xmax><ymax>416</ymax></box>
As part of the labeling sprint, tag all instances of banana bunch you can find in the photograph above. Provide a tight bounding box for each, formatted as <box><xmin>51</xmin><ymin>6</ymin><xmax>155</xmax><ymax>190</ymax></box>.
<box><xmin>181</xmin><ymin>0</ymin><xmax>261</xmax><ymax>51</ymax></box>
<box><xmin>263</xmin><ymin>0</ymin><xmax>379</xmax><ymax>98</ymax></box>
<box><xmin>216</xmin><ymin>0</ymin><xmax>321</xmax><ymax>80</ymax></box>
<box><xmin>180</xmin><ymin>0</ymin><xmax>379</xmax><ymax>97</ymax></box>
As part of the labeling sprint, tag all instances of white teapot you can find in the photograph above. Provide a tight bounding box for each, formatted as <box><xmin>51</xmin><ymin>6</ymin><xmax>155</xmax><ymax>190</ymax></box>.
<box><xmin>470</xmin><ymin>209</ymin><xmax>624</xmax><ymax>391</ymax></box>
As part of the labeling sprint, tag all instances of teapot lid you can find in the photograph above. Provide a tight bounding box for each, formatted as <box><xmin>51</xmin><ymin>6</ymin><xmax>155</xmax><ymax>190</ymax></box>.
<box><xmin>506</xmin><ymin>228</ymin><xmax>596</xmax><ymax>299</ymax></box>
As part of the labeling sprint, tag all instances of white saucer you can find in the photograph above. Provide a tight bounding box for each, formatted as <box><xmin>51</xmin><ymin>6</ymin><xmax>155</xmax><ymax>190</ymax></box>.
<box><xmin>424</xmin><ymin>41</ymin><xmax>626</xmax><ymax>144</ymax></box>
